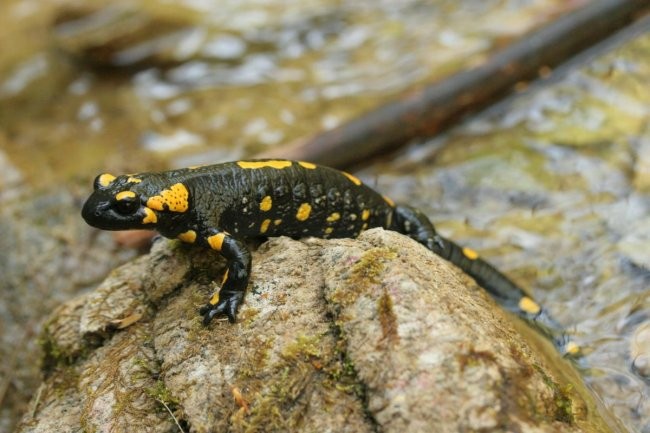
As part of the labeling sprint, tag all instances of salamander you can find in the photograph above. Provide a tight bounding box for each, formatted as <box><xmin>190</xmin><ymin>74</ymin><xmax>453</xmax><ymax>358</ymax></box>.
<box><xmin>82</xmin><ymin>159</ymin><xmax>576</xmax><ymax>354</ymax></box>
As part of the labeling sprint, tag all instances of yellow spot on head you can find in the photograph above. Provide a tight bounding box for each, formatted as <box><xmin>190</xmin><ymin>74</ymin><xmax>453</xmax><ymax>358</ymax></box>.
<box><xmin>260</xmin><ymin>196</ymin><xmax>272</xmax><ymax>212</ymax></box>
<box><xmin>518</xmin><ymin>296</ymin><xmax>541</xmax><ymax>315</ymax></box>
<box><xmin>237</xmin><ymin>160</ymin><xmax>292</xmax><ymax>169</ymax></box>
<box><xmin>342</xmin><ymin>171</ymin><xmax>362</xmax><ymax>186</ymax></box>
<box><xmin>382</xmin><ymin>195</ymin><xmax>395</xmax><ymax>207</ymax></box>
<box><xmin>127</xmin><ymin>176</ymin><xmax>142</xmax><ymax>184</ymax></box>
<box><xmin>361</xmin><ymin>209</ymin><xmax>370</xmax><ymax>221</ymax></box>
<box><xmin>296</xmin><ymin>203</ymin><xmax>312</xmax><ymax>221</ymax></box>
<box><xmin>260</xmin><ymin>219</ymin><xmax>271</xmax><ymax>234</ymax></box>
<box><xmin>207</xmin><ymin>233</ymin><xmax>227</xmax><ymax>251</ymax></box>
<box><xmin>178</xmin><ymin>230</ymin><xmax>197</xmax><ymax>243</ymax></box>
<box><xmin>274</xmin><ymin>219</ymin><xmax>282</xmax><ymax>226</ymax></box>
<box><xmin>115</xmin><ymin>190</ymin><xmax>136</xmax><ymax>201</ymax></box>
<box><xmin>98</xmin><ymin>173</ymin><xmax>116</xmax><ymax>188</ymax></box>
<box><xmin>146</xmin><ymin>183</ymin><xmax>189</xmax><ymax>212</ymax></box>
<box><xmin>142</xmin><ymin>207</ymin><xmax>157</xmax><ymax>224</ymax></box>
<box><xmin>326</xmin><ymin>212</ymin><xmax>340</xmax><ymax>222</ymax></box>
<box><xmin>462</xmin><ymin>247</ymin><xmax>479</xmax><ymax>260</ymax></box>
<box><xmin>298</xmin><ymin>161</ymin><xmax>317</xmax><ymax>169</ymax></box>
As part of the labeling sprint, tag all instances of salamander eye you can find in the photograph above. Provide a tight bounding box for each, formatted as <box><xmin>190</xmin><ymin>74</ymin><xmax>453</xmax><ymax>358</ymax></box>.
<box><xmin>113</xmin><ymin>191</ymin><xmax>140</xmax><ymax>215</ymax></box>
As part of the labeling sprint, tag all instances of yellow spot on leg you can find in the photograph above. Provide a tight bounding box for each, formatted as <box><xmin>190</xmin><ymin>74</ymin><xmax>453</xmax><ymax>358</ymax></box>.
<box><xmin>221</xmin><ymin>269</ymin><xmax>229</xmax><ymax>285</ymax></box>
<box><xmin>564</xmin><ymin>341</ymin><xmax>581</xmax><ymax>357</ymax></box>
<box><xmin>326</xmin><ymin>212</ymin><xmax>340</xmax><ymax>222</ymax></box>
<box><xmin>518</xmin><ymin>296</ymin><xmax>541</xmax><ymax>315</ymax></box>
<box><xmin>178</xmin><ymin>230</ymin><xmax>197</xmax><ymax>243</ymax></box>
<box><xmin>115</xmin><ymin>190</ymin><xmax>136</xmax><ymax>201</ymax></box>
<box><xmin>260</xmin><ymin>196</ymin><xmax>272</xmax><ymax>212</ymax></box>
<box><xmin>209</xmin><ymin>292</ymin><xmax>220</xmax><ymax>305</ymax></box>
<box><xmin>298</xmin><ymin>161</ymin><xmax>317</xmax><ymax>169</ymax></box>
<box><xmin>462</xmin><ymin>247</ymin><xmax>479</xmax><ymax>260</ymax></box>
<box><xmin>296</xmin><ymin>203</ymin><xmax>312</xmax><ymax>221</ymax></box>
<box><xmin>260</xmin><ymin>219</ymin><xmax>271</xmax><ymax>234</ymax></box>
<box><xmin>237</xmin><ymin>160</ymin><xmax>292</xmax><ymax>169</ymax></box>
<box><xmin>146</xmin><ymin>183</ymin><xmax>189</xmax><ymax>212</ymax></box>
<box><xmin>342</xmin><ymin>171</ymin><xmax>362</xmax><ymax>186</ymax></box>
<box><xmin>142</xmin><ymin>207</ymin><xmax>157</xmax><ymax>224</ymax></box>
<box><xmin>207</xmin><ymin>233</ymin><xmax>227</xmax><ymax>251</ymax></box>
<box><xmin>361</xmin><ymin>209</ymin><xmax>370</xmax><ymax>221</ymax></box>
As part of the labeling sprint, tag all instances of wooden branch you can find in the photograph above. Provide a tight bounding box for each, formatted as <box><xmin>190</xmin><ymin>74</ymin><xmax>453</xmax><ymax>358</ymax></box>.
<box><xmin>257</xmin><ymin>0</ymin><xmax>650</xmax><ymax>169</ymax></box>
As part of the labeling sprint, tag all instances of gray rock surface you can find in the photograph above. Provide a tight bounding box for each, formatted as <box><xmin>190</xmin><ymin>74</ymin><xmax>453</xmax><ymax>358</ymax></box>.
<box><xmin>18</xmin><ymin>229</ymin><xmax>619</xmax><ymax>433</ymax></box>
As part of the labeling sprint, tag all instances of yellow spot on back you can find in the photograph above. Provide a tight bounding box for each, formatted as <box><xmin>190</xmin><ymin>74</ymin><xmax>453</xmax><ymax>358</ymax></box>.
<box><xmin>116</xmin><ymin>191</ymin><xmax>136</xmax><ymax>201</ymax></box>
<box><xmin>325</xmin><ymin>227</ymin><xmax>334</xmax><ymax>234</ymax></box>
<box><xmin>207</xmin><ymin>233</ymin><xmax>227</xmax><ymax>251</ymax></box>
<box><xmin>237</xmin><ymin>160</ymin><xmax>292</xmax><ymax>169</ymax></box>
<box><xmin>98</xmin><ymin>173</ymin><xmax>116</xmax><ymax>187</ymax></box>
<box><xmin>274</xmin><ymin>219</ymin><xmax>282</xmax><ymax>225</ymax></box>
<box><xmin>146</xmin><ymin>183</ymin><xmax>189</xmax><ymax>212</ymax></box>
<box><xmin>382</xmin><ymin>195</ymin><xmax>395</xmax><ymax>207</ymax></box>
<box><xmin>260</xmin><ymin>196</ymin><xmax>272</xmax><ymax>212</ymax></box>
<box><xmin>298</xmin><ymin>161</ymin><xmax>317</xmax><ymax>169</ymax></box>
<box><xmin>326</xmin><ymin>212</ymin><xmax>341</xmax><ymax>222</ymax></box>
<box><xmin>296</xmin><ymin>203</ymin><xmax>312</xmax><ymax>221</ymax></box>
<box><xmin>342</xmin><ymin>171</ymin><xmax>362</xmax><ymax>186</ymax></box>
<box><xmin>127</xmin><ymin>176</ymin><xmax>142</xmax><ymax>183</ymax></box>
<box><xmin>361</xmin><ymin>209</ymin><xmax>370</xmax><ymax>221</ymax></box>
<box><xmin>260</xmin><ymin>219</ymin><xmax>271</xmax><ymax>234</ymax></box>
<box><xmin>178</xmin><ymin>230</ymin><xmax>197</xmax><ymax>243</ymax></box>
<box><xmin>518</xmin><ymin>296</ymin><xmax>541</xmax><ymax>315</ymax></box>
<box><xmin>142</xmin><ymin>207</ymin><xmax>157</xmax><ymax>224</ymax></box>
<box><xmin>462</xmin><ymin>247</ymin><xmax>479</xmax><ymax>260</ymax></box>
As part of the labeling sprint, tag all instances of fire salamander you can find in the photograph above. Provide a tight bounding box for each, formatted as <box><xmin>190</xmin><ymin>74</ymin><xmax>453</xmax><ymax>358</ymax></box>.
<box><xmin>82</xmin><ymin>159</ymin><xmax>578</xmax><ymax>355</ymax></box>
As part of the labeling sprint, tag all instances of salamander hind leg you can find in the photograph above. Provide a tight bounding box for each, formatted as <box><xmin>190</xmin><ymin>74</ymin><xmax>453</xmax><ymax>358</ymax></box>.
<box><xmin>198</xmin><ymin>230</ymin><xmax>252</xmax><ymax>324</ymax></box>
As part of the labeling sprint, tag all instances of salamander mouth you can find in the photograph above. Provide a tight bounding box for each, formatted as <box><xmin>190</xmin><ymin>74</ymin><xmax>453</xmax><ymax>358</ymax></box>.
<box><xmin>81</xmin><ymin>198</ymin><xmax>124</xmax><ymax>230</ymax></box>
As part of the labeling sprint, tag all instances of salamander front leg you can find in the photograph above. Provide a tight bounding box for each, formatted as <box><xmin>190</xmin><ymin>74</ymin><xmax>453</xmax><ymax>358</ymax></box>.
<box><xmin>198</xmin><ymin>231</ymin><xmax>252</xmax><ymax>324</ymax></box>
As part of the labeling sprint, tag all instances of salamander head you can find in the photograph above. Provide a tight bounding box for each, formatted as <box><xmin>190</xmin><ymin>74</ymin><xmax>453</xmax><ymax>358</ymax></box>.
<box><xmin>82</xmin><ymin>173</ymin><xmax>158</xmax><ymax>230</ymax></box>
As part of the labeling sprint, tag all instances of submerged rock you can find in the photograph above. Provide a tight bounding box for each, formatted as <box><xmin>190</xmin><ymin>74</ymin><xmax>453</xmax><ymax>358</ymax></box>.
<box><xmin>18</xmin><ymin>229</ymin><xmax>619</xmax><ymax>433</ymax></box>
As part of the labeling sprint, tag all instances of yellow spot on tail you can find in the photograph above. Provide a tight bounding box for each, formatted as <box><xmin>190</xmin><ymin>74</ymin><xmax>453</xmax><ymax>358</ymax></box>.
<box><xmin>564</xmin><ymin>341</ymin><xmax>581</xmax><ymax>356</ymax></box>
<box><xmin>260</xmin><ymin>219</ymin><xmax>271</xmax><ymax>234</ymax></box>
<box><xmin>274</xmin><ymin>219</ymin><xmax>282</xmax><ymax>226</ymax></box>
<box><xmin>296</xmin><ymin>203</ymin><xmax>312</xmax><ymax>221</ymax></box>
<box><xmin>207</xmin><ymin>233</ymin><xmax>227</xmax><ymax>251</ymax></box>
<box><xmin>142</xmin><ymin>207</ymin><xmax>157</xmax><ymax>224</ymax></box>
<box><xmin>361</xmin><ymin>209</ymin><xmax>370</xmax><ymax>221</ymax></box>
<box><xmin>260</xmin><ymin>196</ymin><xmax>272</xmax><ymax>212</ymax></box>
<box><xmin>209</xmin><ymin>292</ymin><xmax>220</xmax><ymax>305</ymax></box>
<box><xmin>127</xmin><ymin>176</ymin><xmax>142</xmax><ymax>183</ymax></box>
<box><xmin>237</xmin><ymin>160</ymin><xmax>292</xmax><ymax>169</ymax></box>
<box><xmin>146</xmin><ymin>183</ymin><xmax>189</xmax><ymax>212</ymax></box>
<box><xmin>298</xmin><ymin>161</ymin><xmax>317</xmax><ymax>169</ymax></box>
<box><xmin>518</xmin><ymin>296</ymin><xmax>541</xmax><ymax>315</ymax></box>
<box><xmin>98</xmin><ymin>173</ymin><xmax>116</xmax><ymax>187</ymax></box>
<box><xmin>326</xmin><ymin>212</ymin><xmax>340</xmax><ymax>222</ymax></box>
<box><xmin>382</xmin><ymin>195</ymin><xmax>395</xmax><ymax>207</ymax></box>
<box><xmin>178</xmin><ymin>230</ymin><xmax>197</xmax><ymax>243</ymax></box>
<box><xmin>462</xmin><ymin>247</ymin><xmax>479</xmax><ymax>260</ymax></box>
<box><xmin>116</xmin><ymin>191</ymin><xmax>136</xmax><ymax>201</ymax></box>
<box><xmin>342</xmin><ymin>171</ymin><xmax>362</xmax><ymax>186</ymax></box>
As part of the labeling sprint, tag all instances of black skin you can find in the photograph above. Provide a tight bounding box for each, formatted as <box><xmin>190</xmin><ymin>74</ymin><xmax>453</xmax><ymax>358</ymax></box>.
<box><xmin>82</xmin><ymin>159</ymin><xmax>568</xmax><ymax>349</ymax></box>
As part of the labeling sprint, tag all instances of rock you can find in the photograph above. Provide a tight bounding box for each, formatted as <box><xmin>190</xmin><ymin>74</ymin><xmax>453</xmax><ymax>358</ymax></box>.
<box><xmin>18</xmin><ymin>229</ymin><xmax>618</xmax><ymax>433</ymax></box>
